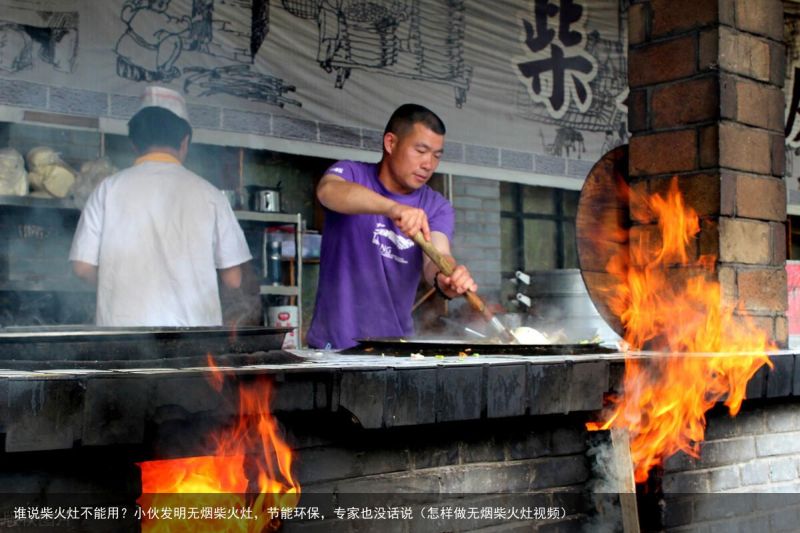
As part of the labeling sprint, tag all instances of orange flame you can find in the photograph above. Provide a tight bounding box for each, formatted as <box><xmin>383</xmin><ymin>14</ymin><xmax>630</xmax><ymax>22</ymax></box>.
<box><xmin>205</xmin><ymin>353</ymin><xmax>225</xmax><ymax>393</ymax></box>
<box><xmin>137</xmin><ymin>375</ymin><xmax>300</xmax><ymax>531</ymax></box>
<box><xmin>587</xmin><ymin>178</ymin><xmax>774</xmax><ymax>482</ymax></box>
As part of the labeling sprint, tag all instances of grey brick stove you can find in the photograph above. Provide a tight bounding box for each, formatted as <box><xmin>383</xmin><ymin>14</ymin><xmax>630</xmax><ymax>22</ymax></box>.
<box><xmin>1</xmin><ymin>344</ymin><xmax>800</xmax><ymax>532</ymax></box>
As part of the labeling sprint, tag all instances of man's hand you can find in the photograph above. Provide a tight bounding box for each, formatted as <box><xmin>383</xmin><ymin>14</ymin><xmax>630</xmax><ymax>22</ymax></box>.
<box><xmin>387</xmin><ymin>203</ymin><xmax>431</xmax><ymax>241</ymax></box>
<box><xmin>422</xmin><ymin>233</ymin><xmax>476</xmax><ymax>299</ymax></box>
<box><xmin>436</xmin><ymin>264</ymin><xmax>478</xmax><ymax>298</ymax></box>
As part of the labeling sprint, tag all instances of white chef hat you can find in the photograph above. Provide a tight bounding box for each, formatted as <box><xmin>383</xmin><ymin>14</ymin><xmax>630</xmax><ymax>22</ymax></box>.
<box><xmin>136</xmin><ymin>85</ymin><xmax>190</xmax><ymax>122</ymax></box>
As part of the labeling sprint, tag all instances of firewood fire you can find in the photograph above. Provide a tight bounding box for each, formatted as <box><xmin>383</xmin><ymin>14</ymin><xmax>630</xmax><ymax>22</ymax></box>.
<box><xmin>137</xmin><ymin>358</ymin><xmax>300</xmax><ymax>531</ymax></box>
<box><xmin>587</xmin><ymin>178</ymin><xmax>774</xmax><ymax>483</ymax></box>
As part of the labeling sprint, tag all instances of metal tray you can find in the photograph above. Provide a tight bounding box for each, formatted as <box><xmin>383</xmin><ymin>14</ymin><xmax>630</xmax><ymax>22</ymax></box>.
<box><xmin>0</xmin><ymin>326</ymin><xmax>292</xmax><ymax>369</ymax></box>
<box><xmin>342</xmin><ymin>337</ymin><xmax>616</xmax><ymax>357</ymax></box>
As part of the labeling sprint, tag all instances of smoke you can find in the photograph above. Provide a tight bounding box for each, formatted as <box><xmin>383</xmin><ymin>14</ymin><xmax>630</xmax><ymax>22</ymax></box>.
<box><xmin>0</xmin><ymin>204</ymin><xmax>95</xmax><ymax>328</ymax></box>
<box><xmin>220</xmin><ymin>262</ymin><xmax>264</xmax><ymax>327</ymax></box>
<box><xmin>583</xmin><ymin>432</ymin><xmax>628</xmax><ymax>533</ymax></box>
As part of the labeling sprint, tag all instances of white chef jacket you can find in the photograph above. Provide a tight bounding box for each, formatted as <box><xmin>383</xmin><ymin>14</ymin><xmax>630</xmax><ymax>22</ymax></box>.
<box><xmin>69</xmin><ymin>155</ymin><xmax>252</xmax><ymax>327</ymax></box>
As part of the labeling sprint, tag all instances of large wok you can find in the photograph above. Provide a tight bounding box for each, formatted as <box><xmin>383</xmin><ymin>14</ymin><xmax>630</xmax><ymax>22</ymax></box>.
<box><xmin>342</xmin><ymin>334</ymin><xmax>614</xmax><ymax>357</ymax></box>
<box><xmin>575</xmin><ymin>144</ymin><xmax>630</xmax><ymax>338</ymax></box>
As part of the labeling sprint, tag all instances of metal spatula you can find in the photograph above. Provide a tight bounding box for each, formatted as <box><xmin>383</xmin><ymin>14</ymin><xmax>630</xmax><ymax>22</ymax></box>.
<box><xmin>413</xmin><ymin>232</ymin><xmax>517</xmax><ymax>344</ymax></box>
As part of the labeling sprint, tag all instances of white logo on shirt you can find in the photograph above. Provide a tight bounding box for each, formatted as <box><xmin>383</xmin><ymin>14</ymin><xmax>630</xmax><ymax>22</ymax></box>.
<box><xmin>331</xmin><ymin>167</ymin><xmax>344</xmax><ymax>173</ymax></box>
<box><xmin>372</xmin><ymin>223</ymin><xmax>411</xmax><ymax>264</ymax></box>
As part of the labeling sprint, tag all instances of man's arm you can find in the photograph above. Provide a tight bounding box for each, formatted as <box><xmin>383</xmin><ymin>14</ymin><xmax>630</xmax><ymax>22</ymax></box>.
<box><xmin>422</xmin><ymin>232</ymin><xmax>477</xmax><ymax>299</ymax></box>
<box><xmin>317</xmin><ymin>173</ymin><xmax>432</xmax><ymax>241</ymax></box>
<box><xmin>219</xmin><ymin>262</ymin><xmax>262</xmax><ymax>326</ymax></box>
<box><xmin>72</xmin><ymin>260</ymin><xmax>98</xmax><ymax>286</ymax></box>
<box><xmin>219</xmin><ymin>264</ymin><xmax>243</xmax><ymax>289</ymax></box>
<box><xmin>317</xmin><ymin>173</ymin><xmax>396</xmax><ymax>215</ymax></box>
<box><xmin>69</xmin><ymin>181</ymin><xmax>105</xmax><ymax>288</ymax></box>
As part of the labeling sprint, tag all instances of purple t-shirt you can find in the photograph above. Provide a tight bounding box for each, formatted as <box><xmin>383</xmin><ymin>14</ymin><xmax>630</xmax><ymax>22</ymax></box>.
<box><xmin>307</xmin><ymin>160</ymin><xmax>454</xmax><ymax>350</ymax></box>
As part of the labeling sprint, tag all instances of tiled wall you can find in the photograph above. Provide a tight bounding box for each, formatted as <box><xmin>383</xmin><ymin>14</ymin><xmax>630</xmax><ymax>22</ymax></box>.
<box><xmin>451</xmin><ymin>176</ymin><xmax>503</xmax><ymax>309</ymax></box>
<box><xmin>0</xmin><ymin>78</ymin><xmax>594</xmax><ymax>184</ymax></box>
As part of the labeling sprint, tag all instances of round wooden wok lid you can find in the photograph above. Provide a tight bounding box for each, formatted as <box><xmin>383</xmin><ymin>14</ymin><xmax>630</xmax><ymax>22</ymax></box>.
<box><xmin>575</xmin><ymin>144</ymin><xmax>629</xmax><ymax>338</ymax></box>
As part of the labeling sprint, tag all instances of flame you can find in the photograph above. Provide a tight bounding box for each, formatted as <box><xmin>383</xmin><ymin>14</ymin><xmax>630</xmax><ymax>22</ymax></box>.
<box><xmin>587</xmin><ymin>178</ymin><xmax>774</xmax><ymax>483</ymax></box>
<box><xmin>206</xmin><ymin>353</ymin><xmax>225</xmax><ymax>393</ymax></box>
<box><xmin>137</xmin><ymin>376</ymin><xmax>300</xmax><ymax>531</ymax></box>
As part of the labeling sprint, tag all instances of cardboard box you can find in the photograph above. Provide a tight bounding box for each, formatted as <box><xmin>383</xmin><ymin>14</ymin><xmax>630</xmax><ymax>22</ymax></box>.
<box><xmin>787</xmin><ymin>261</ymin><xmax>800</xmax><ymax>335</ymax></box>
<box><xmin>266</xmin><ymin>305</ymin><xmax>298</xmax><ymax>349</ymax></box>
<box><xmin>270</xmin><ymin>231</ymin><xmax>322</xmax><ymax>259</ymax></box>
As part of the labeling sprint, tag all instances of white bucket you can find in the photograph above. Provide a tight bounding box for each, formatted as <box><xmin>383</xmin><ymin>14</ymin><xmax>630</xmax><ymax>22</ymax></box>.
<box><xmin>266</xmin><ymin>305</ymin><xmax>298</xmax><ymax>349</ymax></box>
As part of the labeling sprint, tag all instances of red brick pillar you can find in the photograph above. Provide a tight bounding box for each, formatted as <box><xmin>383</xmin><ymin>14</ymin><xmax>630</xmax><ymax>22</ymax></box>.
<box><xmin>627</xmin><ymin>0</ymin><xmax>788</xmax><ymax>346</ymax></box>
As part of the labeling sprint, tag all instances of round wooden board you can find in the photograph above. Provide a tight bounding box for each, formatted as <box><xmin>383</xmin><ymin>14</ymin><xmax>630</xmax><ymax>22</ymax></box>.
<box><xmin>575</xmin><ymin>145</ymin><xmax>629</xmax><ymax>338</ymax></box>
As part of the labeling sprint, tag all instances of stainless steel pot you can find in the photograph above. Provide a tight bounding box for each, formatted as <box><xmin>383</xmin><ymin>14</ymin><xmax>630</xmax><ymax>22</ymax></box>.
<box><xmin>245</xmin><ymin>185</ymin><xmax>282</xmax><ymax>212</ymax></box>
<box><xmin>254</xmin><ymin>189</ymin><xmax>281</xmax><ymax>212</ymax></box>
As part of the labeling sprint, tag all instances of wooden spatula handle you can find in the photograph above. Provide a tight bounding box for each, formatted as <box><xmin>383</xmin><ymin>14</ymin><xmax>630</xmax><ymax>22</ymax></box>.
<box><xmin>412</xmin><ymin>233</ymin><xmax>516</xmax><ymax>342</ymax></box>
<box><xmin>412</xmin><ymin>232</ymin><xmax>454</xmax><ymax>275</ymax></box>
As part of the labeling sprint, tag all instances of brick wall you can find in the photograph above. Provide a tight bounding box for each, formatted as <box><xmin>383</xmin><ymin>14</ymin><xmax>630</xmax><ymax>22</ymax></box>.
<box><xmin>0</xmin><ymin>407</ymin><xmax>609</xmax><ymax>530</ymax></box>
<box><xmin>627</xmin><ymin>0</ymin><xmax>788</xmax><ymax>346</ymax></box>
<box><xmin>275</xmin><ymin>414</ymin><xmax>596</xmax><ymax>531</ymax></box>
<box><xmin>451</xmin><ymin>176</ymin><xmax>503</xmax><ymax>311</ymax></box>
<box><xmin>661</xmin><ymin>401</ymin><xmax>800</xmax><ymax>531</ymax></box>
<box><xmin>0</xmin><ymin>449</ymin><xmax>140</xmax><ymax>531</ymax></box>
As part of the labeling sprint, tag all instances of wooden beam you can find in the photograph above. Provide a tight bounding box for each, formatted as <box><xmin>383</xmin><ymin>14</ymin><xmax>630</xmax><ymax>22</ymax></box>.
<box><xmin>611</xmin><ymin>428</ymin><xmax>640</xmax><ymax>533</ymax></box>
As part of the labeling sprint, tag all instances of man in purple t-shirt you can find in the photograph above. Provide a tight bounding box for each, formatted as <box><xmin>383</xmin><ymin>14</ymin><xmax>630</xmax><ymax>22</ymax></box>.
<box><xmin>307</xmin><ymin>104</ymin><xmax>477</xmax><ymax>349</ymax></box>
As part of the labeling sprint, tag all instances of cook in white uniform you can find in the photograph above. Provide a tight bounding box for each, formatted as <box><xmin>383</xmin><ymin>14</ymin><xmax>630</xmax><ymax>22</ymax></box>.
<box><xmin>69</xmin><ymin>86</ymin><xmax>251</xmax><ymax>327</ymax></box>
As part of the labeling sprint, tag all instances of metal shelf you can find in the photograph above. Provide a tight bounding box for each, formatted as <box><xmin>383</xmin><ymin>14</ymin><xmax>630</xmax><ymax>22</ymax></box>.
<box><xmin>235</xmin><ymin>211</ymin><xmax>303</xmax><ymax>347</ymax></box>
<box><xmin>0</xmin><ymin>195</ymin><xmax>79</xmax><ymax>211</ymax></box>
<box><xmin>234</xmin><ymin>211</ymin><xmax>301</xmax><ymax>224</ymax></box>
<box><xmin>259</xmin><ymin>285</ymin><xmax>300</xmax><ymax>296</ymax></box>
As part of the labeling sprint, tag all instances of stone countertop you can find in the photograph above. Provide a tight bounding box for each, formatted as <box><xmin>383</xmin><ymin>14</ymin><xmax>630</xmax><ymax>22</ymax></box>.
<box><xmin>0</xmin><ymin>348</ymin><xmax>796</xmax><ymax>455</ymax></box>
<box><xmin>0</xmin><ymin>345</ymin><xmax>628</xmax><ymax>379</ymax></box>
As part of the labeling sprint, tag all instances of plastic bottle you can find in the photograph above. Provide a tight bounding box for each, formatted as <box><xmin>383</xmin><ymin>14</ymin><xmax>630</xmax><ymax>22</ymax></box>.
<box><xmin>266</xmin><ymin>237</ymin><xmax>282</xmax><ymax>285</ymax></box>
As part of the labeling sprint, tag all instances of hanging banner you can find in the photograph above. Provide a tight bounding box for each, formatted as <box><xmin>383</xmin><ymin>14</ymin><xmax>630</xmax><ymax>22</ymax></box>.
<box><xmin>0</xmin><ymin>0</ymin><xmax>629</xmax><ymax>185</ymax></box>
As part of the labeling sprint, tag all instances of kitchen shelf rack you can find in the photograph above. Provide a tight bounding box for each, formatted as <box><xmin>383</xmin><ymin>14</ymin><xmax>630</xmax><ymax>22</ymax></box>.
<box><xmin>234</xmin><ymin>210</ymin><xmax>303</xmax><ymax>346</ymax></box>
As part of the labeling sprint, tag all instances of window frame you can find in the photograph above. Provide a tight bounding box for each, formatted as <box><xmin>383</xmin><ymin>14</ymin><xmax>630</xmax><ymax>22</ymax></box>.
<box><xmin>500</xmin><ymin>183</ymin><xmax>577</xmax><ymax>275</ymax></box>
